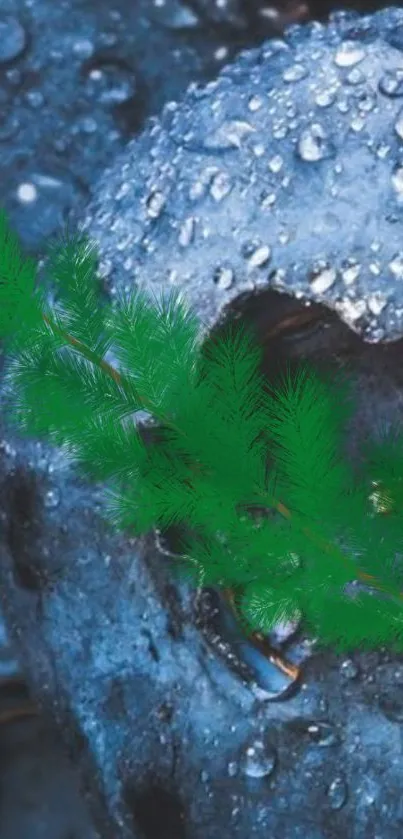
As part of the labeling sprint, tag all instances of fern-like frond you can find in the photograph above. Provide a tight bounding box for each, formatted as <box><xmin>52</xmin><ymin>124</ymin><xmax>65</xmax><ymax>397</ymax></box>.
<box><xmin>46</xmin><ymin>228</ymin><xmax>112</xmax><ymax>358</ymax></box>
<box><xmin>0</xmin><ymin>209</ymin><xmax>45</xmax><ymax>350</ymax></box>
<box><xmin>108</xmin><ymin>285</ymin><xmax>201</xmax><ymax>417</ymax></box>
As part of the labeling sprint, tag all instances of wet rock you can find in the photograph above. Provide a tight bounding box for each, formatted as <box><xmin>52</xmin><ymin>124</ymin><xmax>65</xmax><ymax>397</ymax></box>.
<box><xmin>5</xmin><ymin>7</ymin><xmax>403</xmax><ymax>839</ymax></box>
<box><xmin>81</xmin><ymin>7</ymin><xmax>403</xmax><ymax>347</ymax></box>
<box><xmin>0</xmin><ymin>15</ymin><xmax>27</xmax><ymax>64</ymax></box>
<box><xmin>1</xmin><ymin>0</ymin><xmax>284</xmax><ymax>253</ymax></box>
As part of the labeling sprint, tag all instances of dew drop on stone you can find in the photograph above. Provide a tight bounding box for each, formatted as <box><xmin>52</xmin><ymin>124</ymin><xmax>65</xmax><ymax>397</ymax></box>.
<box><xmin>44</xmin><ymin>487</ymin><xmax>61</xmax><ymax>510</ymax></box>
<box><xmin>340</xmin><ymin>658</ymin><xmax>359</xmax><ymax>680</ymax></box>
<box><xmin>72</xmin><ymin>38</ymin><xmax>95</xmax><ymax>60</ymax></box>
<box><xmin>346</xmin><ymin>67</ymin><xmax>365</xmax><ymax>85</ymax></box>
<box><xmin>25</xmin><ymin>90</ymin><xmax>45</xmax><ymax>109</ymax></box>
<box><xmin>334</xmin><ymin>41</ymin><xmax>366</xmax><ymax>68</ymax></box>
<box><xmin>14</xmin><ymin>172</ymin><xmax>84</xmax><ymax>249</ymax></box>
<box><xmin>150</xmin><ymin>0</ymin><xmax>201</xmax><ymax>29</ymax></box>
<box><xmin>391</xmin><ymin>166</ymin><xmax>403</xmax><ymax>197</ymax></box>
<box><xmin>242</xmin><ymin>740</ymin><xmax>276</xmax><ymax>779</ymax></box>
<box><xmin>354</xmin><ymin>90</ymin><xmax>376</xmax><ymax>113</ymax></box>
<box><xmin>178</xmin><ymin>216</ymin><xmax>195</xmax><ymax>247</ymax></box>
<box><xmin>327</xmin><ymin>776</ymin><xmax>348</xmax><ymax>810</ymax></box>
<box><xmin>146</xmin><ymin>190</ymin><xmax>166</xmax><ymax>219</ymax></box>
<box><xmin>335</xmin><ymin>297</ymin><xmax>366</xmax><ymax>324</ymax></box>
<box><xmin>247</xmin><ymin>245</ymin><xmax>271</xmax><ymax>269</ymax></box>
<box><xmin>228</xmin><ymin>761</ymin><xmax>238</xmax><ymax>777</ymax></box>
<box><xmin>282</xmin><ymin>63</ymin><xmax>308</xmax><ymax>83</ymax></box>
<box><xmin>350</xmin><ymin>115</ymin><xmax>365</xmax><ymax>133</ymax></box>
<box><xmin>315</xmin><ymin>88</ymin><xmax>337</xmax><ymax>108</ymax></box>
<box><xmin>210</xmin><ymin>171</ymin><xmax>232</xmax><ymax>202</ymax></box>
<box><xmin>379</xmin><ymin>69</ymin><xmax>403</xmax><ymax>99</ymax></box>
<box><xmin>395</xmin><ymin>110</ymin><xmax>403</xmax><ymax>140</ymax></box>
<box><xmin>341</xmin><ymin>259</ymin><xmax>361</xmax><ymax>285</ymax></box>
<box><xmin>268</xmin><ymin>154</ymin><xmax>283</xmax><ymax>173</ymax></box>
<box><xmin>248</xmin><ymin>94</ymin><xmax>263</xmax><ymax>112</ymax></box>
<box><xmin>297</xmin><ymin>124</ymin><xmax>333</xmax><ymax>162</ymax></box>
<box><xmin>309</xmin><ymin>263</ymin><xmax>337</xmax><ymax>294</ymax></box>
<box><xmin>0</xmin><ymin>16</ymin><xmax>26</xmax><ymax>64</ymax></box>
<box><xmin>306</xmin><ymin>721</ymin><xmax>339</xmax><ymax>747</ymax></box>
<box><xmin>85</xmin><ymin>59</ymin><xmax>137</xmax><ymax>106</ymax></box>
<box><xmin>16</xmin><ymin>182</ymin><xmax>37</xmax><ymax>204</ymax></box>
<box><xmin>213</xmin><ymin>265</ymin><xmax>234</xmax><ymax>290</ymax></box>
<box><xmin>367</xmin><ymin>293</ymin><xmax>387</xmax><ymax>315</ymax></box>
<box><xmin>203</xmin><ymin>120</ymin><xmax>256</xmax><ymax>151</ymax></box>
<box><xmin>389</xmin><ymin>252</ymin><xmax>403</xmax><ymax>279</ymax></box>
<box><xmin>358</xmin><ymin>776</ymin><xmax>378</xmax><ymax>806</ymax></box>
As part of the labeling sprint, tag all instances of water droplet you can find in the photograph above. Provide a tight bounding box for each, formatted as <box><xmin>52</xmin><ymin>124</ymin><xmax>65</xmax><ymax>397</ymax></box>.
<box><xmin>247</xmin><ymin>245</ymin><xmax>271</xmax><ymax>269</ymax></box>
<box><xmin>253</xmin><ymin>143</ymin><xmax>266</xmax><ymax>158</ymax></box>
<box><xmin>354</xmin><ymin>90</ymin><xmax>376</xmax><ymax>113</ymax></box>
<box><xmin>72</xmin><ymin>38</ymin><xmax>95</xmax><ymax>59</ymax></box>
<box><xmin>309</xmin><ymin>263</ymin><xmax>337</xmax><ymax>294</ymax></box>
<box><xmin>327</xmin><ymin>776</ymin><xmax>348</xmax><ymax>810</ymax></box>
<box><xmin>369</xmin><ymin>261</ymin><xmax>381</xmax><ymax>276</ymax></box>
<box><xmin>149</xmin><ymin>0</ymin><xmax>201</xmax><ymax>29</ymax></box>
<box><xmin>146</xmin><ymin>190</ymin><xmax>166</xmax><ymax>219</ymax></box>
<box><xmin>213</xmin><ymin>265</ymin><xmax>234</xmax><ymax>290</ymax></box>
<box><xmin>25</xmin><ymin>90</ymin><xmax>45</xmax><ymax>109</ymax></box>
<box><xmin>242</xmin><ymin>740</ymin><xmax>276</xmax><ymax>779</ymax></box>
<box><xmin>346</xmin><ymin>67</ymin><xmax>365</xmax><ymax>85</ymax></box>
<box><xmin>0</xmin><ymin>16</ymin><xmax>26</xmax><ymax>63</ymax></box>
<box><xmin>367</xmin><ymin>293</ymin><xmax>387</xmax><ymax>315</ymax></box>
<box><xmin>341</xmin><ymin>259</ymin><xmax>361</xmax><ymax>285</ymax></box>
<box><xmin>392</xmin><ymin>166</ymin><xmax>403</xmax><ymax>197</ymax></box>
<box><xmin>358</xmin><ymin>776</ymin><xmax>378</xmax><ymax>806</ymax></box>
<box><xmin>202</xmin><ymin>119</ymin><xmax>256</xmax><ymax>151</ymax></box>
<box><xmin>200</xmin><ymin>769</ymin><xmax>209</xmax><ymax>783</ymax></box>
<box><xmin>350</xmin><ymin>115</ymin><xmax>365</xmax><ymax>133</ymax></box>
<box><xmin>375</xmin><ymin>142</ymin><xmax>390</xmax><ymax>160</ymax></box>
<box><xmin>297</xmin><ymin>124</ymin><xmax>333</xmax><ymax>162</ymax></box>
<box><xmin>16</xmin><ymin>182</ymin><xmax>37</xmax><ymax>204</ymax></box>
<box><xmin>395</xmin><ymin>110</ymin><xmax>403</xmax><ymax>140</ymax></box>
<box><xmin>268</xmin><ymin>154</ymin><xmax>283</xmax><ymax>173</ymax></box>
<box><xmin>44</xmin><ymin>487</ymin><xmax>61</xmax><ymax>509</ymax></box>
<box><xmin>334</xmin><ymin>297</ymin><xmax>366</xmax><ymax>324</ymax></box>
<box><xmin>306</xmin><ymin>721</ymin><xmax>339</xmax><ymax>746</ymax></box>
<box><xmin>337</xmin><ymin>97</ymin><xmax>350</xmax><ymax>114</ymax></box>
<box><xmin>210</xmin><ymin>171</ymin><xmax>232</xmax><ymax>202</ymax></box>
<box><xmin>85</xmin><ymin>58</ymin><xmax>137</xmax><ymax>106</ymax></box>
<box><xmin>228</xmin><ymin>761</ymin><xmax>238</xmax><ymax>777</ymax></box>
<box><xmin>334</xmin><ymin>41</ymin><xmax>366</xmax><ymax>68</ymax></box>
<box><xmin>389</xmin><ymin>252</ymin><xmax>403</xmax><ymax>279</ymax></box>
<box><xmin>248</xmin><ymin>94</ymin><xmax>263</xmax><ymax>112</ymax></box>
<box><xmin>315</xmin><ymin>88</ymin><xmax>337</xmax><ymax>108</ymax></box>
<box><xmin>79</xmin><ymin>116</ymin><xmax>98</xmax><ymax>134</ymax></box>
<box><xmin>13</xmin><ymin>172</ymin><xmax>85</xmax><ymax>249</ymax></box>
<box><xmin>282</xmin><ymin>63</ymin><xmax>308</xmax><ymax>83</ymax></box>
<box><xmin>379</xmin><ymin>69</ymin><xmax>403</xmax><ymax>99</ymax></box>
<box><xmin>340</xmin><ymin>658</ymin><xmax>359</xmax><ymax>679</ymax></box>
<box><xmin>178</xmin><ymin>217</ymin><xmax>195</xmax><ymax>247</ymax></box>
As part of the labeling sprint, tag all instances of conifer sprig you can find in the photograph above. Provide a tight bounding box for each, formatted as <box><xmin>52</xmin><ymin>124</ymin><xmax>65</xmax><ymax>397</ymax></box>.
<box><xmin>2</xmin><ymin>209</ymin><xmax>403</xmax><ymax>654</ymax></box>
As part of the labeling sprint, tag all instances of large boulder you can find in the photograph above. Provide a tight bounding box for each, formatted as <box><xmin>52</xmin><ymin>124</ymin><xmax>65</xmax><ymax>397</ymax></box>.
<box><xmin>3</xmin><ymin>7</ymin><xmax>403</xmax><ymax>839</ymax></box>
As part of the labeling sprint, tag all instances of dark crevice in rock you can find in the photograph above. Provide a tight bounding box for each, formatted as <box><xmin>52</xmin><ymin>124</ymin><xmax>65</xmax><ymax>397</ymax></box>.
<box><xmin>0</xmin><ymin>466</ymin><xmax>52</xmax><ymax>592</ymax></box>
<box><xmin>123</xmin><ymin>779</ymin><xmax>188</xmax><ymax>839</ymax></box>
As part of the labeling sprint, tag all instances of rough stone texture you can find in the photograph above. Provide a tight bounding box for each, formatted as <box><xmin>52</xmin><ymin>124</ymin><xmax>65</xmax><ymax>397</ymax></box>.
<box><xmin>1</xmin><ymin>0</ymin><xmax>270</xmax><ymax>254</ymax></box>
<box><xmin>4</xmin><ymin>6</ymin><xmax>403</xmax><ymax>839</ymax></box>
<box><xmin>83</xmin><ymin>6</ymin><xmax>403</xmax><ymax>346</ymax></box>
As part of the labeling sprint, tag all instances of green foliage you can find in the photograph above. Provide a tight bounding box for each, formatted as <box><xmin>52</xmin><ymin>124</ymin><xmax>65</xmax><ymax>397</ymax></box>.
<box><xmin>2</xmin><ymin>209</ymin><xmax>403</xmax><ymax>654</ymax></box>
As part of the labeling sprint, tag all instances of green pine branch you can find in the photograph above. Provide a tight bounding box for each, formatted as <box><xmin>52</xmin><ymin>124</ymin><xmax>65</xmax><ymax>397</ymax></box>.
<box><xmin>2</xmin><ymin>208</ymin><xmax>403</xmax><ymax>655</ymax></box>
